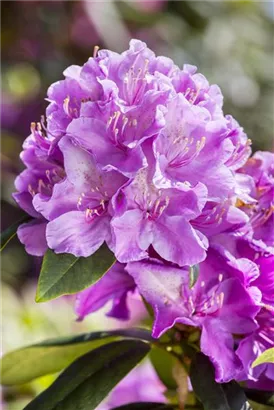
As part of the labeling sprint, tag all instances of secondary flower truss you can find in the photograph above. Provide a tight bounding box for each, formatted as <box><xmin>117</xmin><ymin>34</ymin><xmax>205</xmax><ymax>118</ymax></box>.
<box><xmin>13</xmin><ymin>40</ymin><xmax>274</xmax><ymax>394</ymax></box>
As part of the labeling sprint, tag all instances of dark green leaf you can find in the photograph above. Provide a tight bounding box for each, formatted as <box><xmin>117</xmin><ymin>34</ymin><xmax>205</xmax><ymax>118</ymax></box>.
<box><xmin>36</xmin><ymin>243</ymin><xmax>116</xmax><ymax>302</ymax></box>
<box><xmin>111</xmin><ymin>403</ymin><xmax>176</xmax><ymax>409</ymax></box>
<box><xmin>244</xmin><ymin>389</ymin><xmax>274</xmax><ymax>407</ymax></box>
<box><xmin>23</xmin><ymin>340</ymin><xmax>150</xmax><ymax>410</ymax></box>
<box><xmin>1</xmin><ymin>215</ymin><xmax>32</xmax><ymax>251</ymax></box>
<box><xmin>190</xmin><ymin>353</ymin><xmax>252</xmax><ymax>410</ymax></box>
<box><xmin>1</xmin><ymin>328</ymin><xmax>152</xmax><ymax>385</ymax></box>
<box><xmin>150</xmin><ymin>346</ymin><xmax>178</xmax><ymax>389</ymax></box>
<box><xmin>222</xmin><ymin>382</ymin><xmax>253</xmax><ymax>410</ymax></box>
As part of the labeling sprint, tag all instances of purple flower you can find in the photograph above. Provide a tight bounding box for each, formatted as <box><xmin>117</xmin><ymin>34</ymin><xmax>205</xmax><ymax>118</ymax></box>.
<box><xmin>14</xmin><ymin>39</ymin><xmax>254</xmax><ymax>264</ymax></box>
<box><xmin>217</xmin><ymin>236</ymin><xmax>274</xmax><ymax>388</ymax></box>
<box><xmin>236</xmin><ymin>241</ymin><xmax>274</xmax><ymax>309</ymax></box>
<box><xmin>153</xmin><ymin>94</ymin><xmax>234</xmax><ymax>201</ymax></box>
<box><xmin>13</xmin><ymin>123</ymin><xmax>65</xmax><ymax>255</ymax></box>
<box><xmin>192</xmin><ymin>199</ymin><xmax>249</xmax><ymax>239</ymax></box>
<box><xmin>127</xmin><ymin>248</ymin><xmax>261</xmax><ymax>382</ymax></box>
<box><xmin>237</xmin><ymin>151</ymin><xmax>274</xmax><ymax>250</ymax></box>
<box><xmin>111</xmin><ymin>167</ymin><xmax>208</xmax><ymax>266</ymax></box>
<box><xmin>13</xmin><ymin>123</ymin><xmax>64</xmax><ymax>217</ymax></box>
<box><xmin>46</xmin><ymin>61</ymin><xmax>103</xmax><ymax>139</ymax></box>
<box><xmin>45</xmin><ymin>136</ymin><xmax>127</xmax><ymax>257</ymax></box>
<box><xmin>17</xmin><ymin>219</ymin><xmax>48</xmax><ymax>256</ymax></box>
<box><xmin>224</xmin><ymin>115</ymin><xmax>252</xmax><ymax>171</ymax></box>
<box><xmin>171</xmin><ymin>64</ymin><xmax>224</xmax><ymax>120</ymax></box>
<box><xmin>75</xmin><ymin>262</ymin><xmax>136</xmax><ymax>321</ymax></box>
<box><xmin>66</xmin><ymin>89</ymin><xmax>168</xmax><ymax>177</ymax></box>
<box><xmin>236</xmin><ymin>310</ymin><xmax>274</xmax><ymax>390</ymax></box>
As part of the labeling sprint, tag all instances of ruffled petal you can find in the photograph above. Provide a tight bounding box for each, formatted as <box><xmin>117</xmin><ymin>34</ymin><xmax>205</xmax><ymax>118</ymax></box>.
<box><xmin>46</xmin><ymin>211</ymin><xmax>110</xmax><ymax>257</ymax></box>
<box><xmin>17</xmin><ymin>220</ymin><xmax>47</xmax><ymax>256</ymax></box>
<box><xmin>75</xmin><ymin>262</ymin><xmax>135</xmax><ymax>320</ymax></box>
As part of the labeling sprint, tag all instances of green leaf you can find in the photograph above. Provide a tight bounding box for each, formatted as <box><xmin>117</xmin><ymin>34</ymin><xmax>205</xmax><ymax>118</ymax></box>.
<box><xmin>111</xmin><ymin>403</ymin><xmax>176</xmax><ymax>409</ymax></box>
<box><xmin>149</xmin><ymin>346</ymin><xmax>178</xmax><ymax>390</ymax></box>
<box><xmin>189</xmin><ymin>265</ymin><xmax>199</xmax><ymax>288</ymax></box>
<box><xmin>23</xmin><ymin>340</ymin><xmax>150</xmax><ymax>410</ymax></box>
<box><xmin>190</xmin><ymin>353</ymin><xmax>251</xmax><ymax>410</ymax></box>
<box><xmin>1</xmin><ymin>328</ymin><xmax>152</xmax><ymax>386</ymax></box>
<box><xmin>36</xmin><ymin>243</ymin><xmax>116</xmax><ymax>302</ymax></box>
<box><xmin>252</xmin><ymin>348</ymin><xmax>274</xmax><ymax>368</ymax></box>
<box><xmin>1</xmin><ymin>215</ymin><xmax>32</xmax><ymax>251</ymax></box>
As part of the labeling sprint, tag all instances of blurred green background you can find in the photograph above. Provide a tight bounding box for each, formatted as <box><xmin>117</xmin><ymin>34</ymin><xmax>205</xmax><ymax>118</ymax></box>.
<box><xmin>1</xmin><ymin>1</ymin><xmax>273</xmax><ymax>408</ymax></box>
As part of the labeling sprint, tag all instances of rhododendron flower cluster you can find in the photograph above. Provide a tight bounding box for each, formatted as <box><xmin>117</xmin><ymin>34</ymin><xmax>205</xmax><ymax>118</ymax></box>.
<box><xmin>14</xmin><ymin>40</ymin><xmax>274</xmax><ymax>389</ymax></box>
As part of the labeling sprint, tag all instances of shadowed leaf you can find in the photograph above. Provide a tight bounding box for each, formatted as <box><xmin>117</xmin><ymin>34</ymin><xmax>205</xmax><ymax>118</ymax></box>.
<box><xmin>1</xmin><ymin>215</ymin><xmax>32</xmax><ymax>251</ymax></box>
<box><xmin>190</xmin><ymin>353</ymin><xmax>252</xmax><ymax>410</ymax></box>
<box><xmin>23</xmin><ymin>340</ymin><xmax>150</xmax><ymax>410</ymax></box>
<box><xmin>1</xmin><ymin>328</ymin><xmax>152</xmax><ymax>386</ymax></box>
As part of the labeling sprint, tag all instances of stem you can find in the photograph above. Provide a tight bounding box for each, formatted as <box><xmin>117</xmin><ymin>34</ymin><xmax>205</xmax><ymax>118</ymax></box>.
<box><xmin>153</xmin><ymin>340</ymin><xmax>189</xmax><ymax>374</ymax></box>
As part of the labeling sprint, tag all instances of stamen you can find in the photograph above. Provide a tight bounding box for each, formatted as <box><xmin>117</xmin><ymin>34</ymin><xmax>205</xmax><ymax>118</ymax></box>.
<box><xmin>85</xmin><ymin>208</ymin><xmax>92</xmax><ymax>218</ymax></box>
<box><xmin>93</xmin><ymin>45</ymin><xmax>100</xmax><ymax>58</ymax></box>
<box><xmin>38</xmin><ymin>179</ymin><xmax>46</xmax><ymax>192</ymax></box>
<box><xmin>28</xmin><ymin>184</ymin><xmax>35</xmax><ymax>196</ymax></box>
<box><xmin>107</xmin><ymin>115</ymin><xmax>113</xmax><ymax>128</ymax></box>
<box><xmin>262</xmin><ymin>303</ymin><xmax>274</xmax><ymax>312</ymax></box>
<box><xmin>219</xmin><ymin>292</ymin><xmax>224</xmax><ymax>308</ymax></box>
<box><xmin>112</xmin><ymin>111</ymin><xmax>121</xmax><ymax>132</ymax></box>
<box><xmin>184</xmin><ymin>88</ymin><xmax>191</xmax><ymax>98</ymax></box>
<box><xmin>121</xmin><ymin>116</ymin><xmax>129</xmax><ymax>135</ymax></box>
<box><xmin>153</xmin><ymin>199</ymin><xmax>161</xmax><ymax>215</ymax></box>
<box><xmin>188</xmin><ymin>296</ymin><xmax>195</xmax><ymax>312</ymax></box>
<box><xmin>63</xmin><ymin>96</ymin><xmax>71</xmax><ymax>116</ymax></box>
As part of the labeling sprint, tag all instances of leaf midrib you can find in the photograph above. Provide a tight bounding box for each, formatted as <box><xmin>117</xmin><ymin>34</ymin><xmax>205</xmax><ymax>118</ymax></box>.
<box><xmin>36</xmin><ymin>255</ymin><xmax>79</xmax><ymax>301</ymax></box>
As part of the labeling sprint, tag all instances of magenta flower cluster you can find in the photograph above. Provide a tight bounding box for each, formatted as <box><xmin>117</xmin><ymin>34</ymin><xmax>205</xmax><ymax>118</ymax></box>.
<box><xmin>14</xmin><ymin>40</ymin><xmax>274</xmax><ymax>388</ymax></box>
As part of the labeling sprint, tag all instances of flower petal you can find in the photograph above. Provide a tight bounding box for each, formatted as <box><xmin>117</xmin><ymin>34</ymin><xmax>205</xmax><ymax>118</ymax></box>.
<box><xmin>126</xmin><ymin>259</ymin><xmax>190</xmax><ymax>338</ymax></box>
<box><xmin>46</xmin><ymin>211</ymin><xmax>110</xmax><ymax>257</ymax></box>
<box><xmin>201</xmin><ymin>318</ymin><xmax>243</xmax><ymax>383</ymax></box>
<box><xmin>17</xmin><ymin>220</ymin><xmax>47</xmax><ymax>256</ymax></box>
<box><xmin>111</xmin><ymin>209</ymin><xmax>148</xmax><ymax>263</ymax></box>
<box><xmin>75</xmin><ymin>262</ymin><xmax>135</xmax><ymax>320</ymax></box>
<box><xmin>153</xmin><ymin>214</ymin><xmax>208</xmax><ymax>266</ymax></box>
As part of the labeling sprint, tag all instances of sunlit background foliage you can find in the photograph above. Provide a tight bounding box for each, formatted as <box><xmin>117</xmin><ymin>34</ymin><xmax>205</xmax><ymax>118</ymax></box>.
<box><xmin>1</xmin><ymin>1</ymin><xmax>273</xmax><ymax>408</ymax></box>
